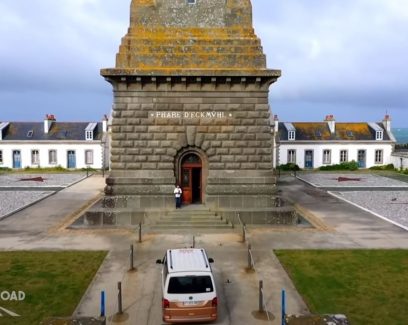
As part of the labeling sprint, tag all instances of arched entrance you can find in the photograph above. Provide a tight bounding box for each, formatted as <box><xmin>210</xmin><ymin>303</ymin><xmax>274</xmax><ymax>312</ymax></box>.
<box><xmin>180</xmin><ymin>153</ymin><xmax>202</xmax><ymax>204</ymax></box>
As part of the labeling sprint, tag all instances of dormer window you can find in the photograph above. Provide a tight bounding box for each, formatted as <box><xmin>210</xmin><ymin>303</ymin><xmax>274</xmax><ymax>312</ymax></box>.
<box><xmin>376</xmin><ymin>131</ymin><xmax>383</xmax><ymax>140</ymax></box>
<box><xmin>27</xmin><ymin>130</ymin><xmax>33</xmax><ymax>138</ymax></box>
<box><xmin>85</xmin><ymin>123</ymin><xmax>97</xmax><ymax>141</ymax></box>
<box><xmin>86</xmin><ymin>130</ymin><xmax>93</xmax><ymax>141</ymax></box>
<box><xmin>288</xmin><ymin>131</ymin><xmax>295</xmax><ymax>140</ymax></box>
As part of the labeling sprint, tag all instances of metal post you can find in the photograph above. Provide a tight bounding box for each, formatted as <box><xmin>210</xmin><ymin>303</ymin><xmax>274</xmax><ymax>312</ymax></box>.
<box><xmin>138</xmin><ymin>222</ymin><xmax>142</xmax><ymax>243</ymax></box>
<box><xmin>248</xmin><ymin>243</ymin><xmax>252</xmax><ymax>270</ymax></box>
<box><xmin>129</xmin><ymin>244</ymin><xmax>134</xmax><ymax>271</ymax></box>
<box><xmin>259</xmin><ymin>280</ymin><xmax>264</xmax><ymax>312</ymax></box>
<box><xmin>281</xmin><ymin>289</ymin><xmax>286</xmax><ymax>325</ymax></box>
<box><xmin>100</xmin><ymin>290</ymin><xmax>105</xmax><ymax>317</ymax></box>
<box><xmin>192</xmin><ymin>236</ymin><xmax>195</xmax><ymax>248</ymax></box>
<box><xmin>117</xmin><ymin>282</ymin><xmax>123</xmax><ymax>315</ymax></box>
<box><xmin>242</xmin><ymin>223</ymin><xmax>246</xmax><ymax>242</ymax></box>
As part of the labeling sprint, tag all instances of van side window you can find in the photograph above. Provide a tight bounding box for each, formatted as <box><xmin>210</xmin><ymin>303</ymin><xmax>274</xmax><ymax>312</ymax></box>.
<box><xmin>163</xmin><ymin>255</ymin><xmax>168</xmax><ymax>282</ymax></box>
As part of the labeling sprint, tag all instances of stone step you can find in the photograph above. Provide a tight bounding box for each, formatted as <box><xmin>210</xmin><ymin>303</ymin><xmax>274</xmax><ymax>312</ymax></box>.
<box><xmin>150</xmin><ymin>224</ymin><xmax>232</xmax><ymax>230</ymax></box>
<box><xmin>166</xmin><ymin>214</ymin><xmax>220</xmax><ymax>219</ymax></box>
<box><xmin>166</xmin><ymin>210</ymin><xmax>215</xmax><ymax>215</ymax></box>
<box><xmin>150</xmin><ymin>206</ymin><xmax>231</xmax><ymax>230</ymax></box>
<box><xmin>157</xmin><ymin>220</ymin><xmax>227</xmax><ymax>225</ymax></box>
<box><xmin>162</xmin><ymin>215</ymin><xmax>220</xmax><ymax>220</ymax></box>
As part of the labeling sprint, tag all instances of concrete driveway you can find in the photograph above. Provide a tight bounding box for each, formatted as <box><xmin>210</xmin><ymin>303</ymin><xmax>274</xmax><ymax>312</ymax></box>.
<box><xmin>1</xmin><ymin>174</ymin><xmax>408</xmax><ymax>324</ymax></box>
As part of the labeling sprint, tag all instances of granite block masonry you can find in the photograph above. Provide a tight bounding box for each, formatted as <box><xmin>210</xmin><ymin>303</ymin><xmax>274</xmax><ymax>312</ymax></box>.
<box><xmin>101</xmin><ymin>0</ymin><xmax>281</xmax><ymax>211</ymax></box>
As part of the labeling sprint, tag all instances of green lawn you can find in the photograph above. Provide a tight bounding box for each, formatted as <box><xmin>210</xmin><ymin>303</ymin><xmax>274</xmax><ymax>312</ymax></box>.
<box><xmin>275</xmin><ymin>250</ymin><xmax>408</xmax><ymax>325</ymax></box>
<box><xmin>0</xmin><ymin>251</ymin><xmax>107</xmax><ymax>324</ymax></box>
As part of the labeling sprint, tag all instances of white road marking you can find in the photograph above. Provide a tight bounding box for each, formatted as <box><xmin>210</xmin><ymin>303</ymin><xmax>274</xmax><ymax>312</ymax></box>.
<box><xmin>0</xmin><ymin>306</ymin><xmax>21</xmax><ymax>317</ymax></box>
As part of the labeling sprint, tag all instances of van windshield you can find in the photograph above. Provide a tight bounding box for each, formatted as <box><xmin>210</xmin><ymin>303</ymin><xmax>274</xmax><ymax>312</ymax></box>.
<box><xmin>168</xmin><ymin>276</ymin><xmax>214</xmax><ymax>294</ymax></box>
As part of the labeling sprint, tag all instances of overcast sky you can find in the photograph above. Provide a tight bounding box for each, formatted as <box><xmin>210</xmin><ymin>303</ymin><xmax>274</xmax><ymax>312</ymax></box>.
<box><xmin>1</xmin><ymin>0</ymin><xmax>407</xmax><ymax>127</ymax></box>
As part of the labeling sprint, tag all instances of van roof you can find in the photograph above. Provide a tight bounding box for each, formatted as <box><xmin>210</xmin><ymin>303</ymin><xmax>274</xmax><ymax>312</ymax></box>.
<box><xmin>166</xmin><ymin>248</ymin><xmax>212</xmax><ymax>273</ymax></box>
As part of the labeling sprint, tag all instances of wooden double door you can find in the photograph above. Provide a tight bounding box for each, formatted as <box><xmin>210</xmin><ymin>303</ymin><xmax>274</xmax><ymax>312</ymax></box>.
<box><xmin>180</xmin><ymin>154</ymin><xmax>202</xmax><ymax>204</ymax></box>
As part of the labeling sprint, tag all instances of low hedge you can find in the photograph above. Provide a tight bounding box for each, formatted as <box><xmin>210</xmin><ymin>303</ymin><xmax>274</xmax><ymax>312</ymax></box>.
<box><xmin>319</xmin><ymin>160</ymin><xmax>359</xmax><ymax>171</ymax></box>
<box><xmin>278</xmin><ymin>163</ymin><xmax>301</xmax><ymax>171</ymax></box>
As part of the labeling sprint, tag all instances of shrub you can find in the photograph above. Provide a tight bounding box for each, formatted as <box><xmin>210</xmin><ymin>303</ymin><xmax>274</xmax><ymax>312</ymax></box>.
<box><xmin>278</xmin><ymin>163</ymin><xmax>301</xmax><ymax>171</ymax></box>
<box><xmin>21</xmin><ymin>166</ymin><xmax>68</xmax><ymax>172</ymax></box>
<box><xmin>319</xmin><ymin>160</ymin><xmax>359</xmax><ymax>171</ymax></box>
<box><xmin>370</xmin><ymin>164</ymin><xmax>395</xmax><ymax>171</ymax></box>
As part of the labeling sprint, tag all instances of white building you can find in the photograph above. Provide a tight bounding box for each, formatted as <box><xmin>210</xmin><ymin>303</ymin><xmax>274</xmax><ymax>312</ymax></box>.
<box><xmin>0</xmin><ymin>115</ymin><xmax>109</xmax><ymax>170</ymax></box>
<box><xmin>391</xmin><ymin>150</ymin><xmax>408</xmax><ymax>170</ymax></box>
<box><xmin>274</xmin><ymin>115</ymin><xmax>396</xmax><ymax>169</ymax></box>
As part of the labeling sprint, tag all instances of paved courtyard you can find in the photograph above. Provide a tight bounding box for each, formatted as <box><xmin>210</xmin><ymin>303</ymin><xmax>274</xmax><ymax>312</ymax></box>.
<box><xmin>0</xmin><ymin>173</ymin><xmax>86</xmax><ymax>188</ymax></box>
<box><xmin>298</xmin><ymin>172</ymin><xmax>408</xmax><ymax>188</ymax></box>
<box><xmin>297</xmin><ymin>172</ymin><xmax>408</xmax><ymax>231</ymax></box>
<box><xmin>0</xmin><ymin>173</ymin><xmax>86</xmax><ymax>219</ymax></box>
<box><xmin>1</xmin><ymin>174</ymin><xmax>408</xmax><ymax>325</ymax></box>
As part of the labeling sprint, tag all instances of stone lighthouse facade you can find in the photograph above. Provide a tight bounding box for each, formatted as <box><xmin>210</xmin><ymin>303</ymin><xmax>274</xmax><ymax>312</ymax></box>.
<box><xmin>101</xmin><ymin>0</ymin><xmax>281</xmax><ymax>212</ymax></box>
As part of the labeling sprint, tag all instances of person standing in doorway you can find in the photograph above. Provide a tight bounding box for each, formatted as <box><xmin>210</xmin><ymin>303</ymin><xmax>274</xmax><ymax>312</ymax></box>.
<box><xmin>174</xmin><ymin>185</ymin><xmax>182</xmax><ymax>208</ymax></box>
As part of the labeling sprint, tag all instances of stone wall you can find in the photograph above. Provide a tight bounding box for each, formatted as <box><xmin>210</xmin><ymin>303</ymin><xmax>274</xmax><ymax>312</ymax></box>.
<box><xmin>104</xmin><ymin>75</ymin><xmax>277</xmax><ymax>210</ymax></box>
<box><xmin>101</xmin><ymin>0</ymin><xmax>282</xmax><ymax>213</ymax></box>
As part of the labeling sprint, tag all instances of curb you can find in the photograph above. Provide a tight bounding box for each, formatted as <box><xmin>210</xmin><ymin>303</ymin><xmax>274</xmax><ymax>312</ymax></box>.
<box><xmin>0</xmin><ymin>191</ymin><xmax>57</xmax><ymax>221</ymax></box>
<box><xmin>328</xmin><ymin>191</ymin><xmax>408</xmax><ymax>232</ymax></box>
<box><xmin>0</xmin><ymin>174</ymin><xmax>90</xmax><ymax>221</ymax></box>
<box><xmin>72</xmin><ymin>251</ymin><xmax>111</xmax><ymax>318</ymax></box>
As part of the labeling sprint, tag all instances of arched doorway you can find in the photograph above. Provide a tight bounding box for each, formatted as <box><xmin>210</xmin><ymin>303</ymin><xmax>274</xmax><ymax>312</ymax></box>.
<box><xmin>180</xmin><ymin>153</ymin><xmax>202</xmax><ymax>204</ymax></box>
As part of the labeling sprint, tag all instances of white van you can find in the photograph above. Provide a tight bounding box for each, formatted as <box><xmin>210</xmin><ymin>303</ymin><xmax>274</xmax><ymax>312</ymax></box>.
<box><xmin>156</xmin><ymin>248</ymin><xmax>218</xmax><ymax>323</ymax></box>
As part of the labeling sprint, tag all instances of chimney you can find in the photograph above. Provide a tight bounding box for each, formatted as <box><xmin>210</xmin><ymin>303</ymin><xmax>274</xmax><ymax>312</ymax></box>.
<box><xmin>102</xmin><ymin>115</ymin><xmax>108</xmax><ymax>133</ymax></box>
<box><xmin>273</xmin><ymin>115</ymin><xmax>279</xmax><ymax>133</ymax></box>
<box><xmin>382</xmin><ymin>114</ymin><xmax>391</xmax><ymax>132</ymax></box>
<box><xmin>324</xmin><ymin>114</ymin><xmax>336</xmax><ymax>134</ymax></box>
<box><xmin>44</xmin><ymin>114</ymin><xmax>56</xmax><ymax>134</ymax></box>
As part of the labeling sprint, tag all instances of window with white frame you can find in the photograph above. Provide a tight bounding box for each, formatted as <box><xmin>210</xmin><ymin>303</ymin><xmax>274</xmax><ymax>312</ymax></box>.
<box><xmin>287</xmin><ymin>149</ymin><xmax>296</xmax><ymax>164</ymax></box>
<box><xmin>376</xmin><ymin>131</ymin><xmax>383</xmax><ymax>140</ymax></box>
<box><xmin>85</xmin><ymin>150</ymin><xmax>94</xmax><ymax>165</ymax></box>
<box><xmin>86</xmin><ymin>131</ymin><xmax>93</xmax><ymax>141</ymax></box>
<box><xmin>0</xmin><ymin>150</ymin><xmax>3</xmax><ymax>164</ymax></box>
<box><xmin>288</xmin><ymin>131</ymin><xmax>295</xmax><ymax>140</ymax></box>
<box><xmin>340</xmin><ymin>150</ymin><xmax>348</xmax><ymax>163</ymax></box>
<box><xmin>49</xmin><ymin>150</ymin><xmax>57</xmax><ymax>165</ymax></box>
<box><xmin>187</xmin><ymin>0</ymin><xmax>196</xmax><ymax>4</ymax></box>
<box><xmin>323</xmin><ymin>149</ymin><xmax>331</xmax><ymax>164</ymax></box>
<box><xmin>31</xmin><ymin>150</ymin><xmax>40</xmax><ymax>165</ymax></box>
<box><xmin>375</xmin><ymin>149</ymin><xmax>383</xmax><ymax>164</ymax></box>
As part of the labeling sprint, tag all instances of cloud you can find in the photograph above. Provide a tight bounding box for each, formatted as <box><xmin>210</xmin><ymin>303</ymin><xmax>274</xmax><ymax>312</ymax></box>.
<box><xmin>0</xmin><ymin>0</ymin><xmax>127</xmax><ymax>93</ymax></box>
<box><xmin>0</xmin><ymin>0</ymin><xmax>407</xmax><ymax>126</ymax></box>
<box><xmin>253</xmin><ymin>0</ymin><xmax>408</xmax><ymax>111</ymax></box>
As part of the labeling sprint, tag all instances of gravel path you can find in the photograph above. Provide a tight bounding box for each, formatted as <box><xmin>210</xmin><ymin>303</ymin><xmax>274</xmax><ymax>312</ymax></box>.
<box><xmin>333</xmin><ymin>191</ymin><xmax>408</xmax><ymax>229</ymax></box>
<box><xmin>0</xmin><ymin>173</ymin><xmax>87</xmax><ymax>219</ymax></box>
<box><xmin>298</xmin><ymin>173</ymin><xmax>408</xmax><ymax>188</ymax></box>
<box><xmin>0</xmin><ymin>191</ymin><xmax>53</xmax><ymax>219</ymax></box>
<box><xmin>0</xmin><ymin>173</ymin><xmax>86</xmax><ymax>187</ymax></box>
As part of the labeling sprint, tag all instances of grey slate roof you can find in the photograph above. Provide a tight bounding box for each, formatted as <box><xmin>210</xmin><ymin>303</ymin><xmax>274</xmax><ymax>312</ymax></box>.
<box><xmin>1</xmin><ymin>122</ymin><xmax>103</xmax><ymax>141</ymax></box>
<box><xmin>277</xmin><ymin>122</ymin><xmax>394</xmax><ymax>142</ymax></box>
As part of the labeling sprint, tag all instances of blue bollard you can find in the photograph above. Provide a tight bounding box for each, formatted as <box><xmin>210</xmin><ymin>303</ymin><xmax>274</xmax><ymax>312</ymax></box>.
<box><xmin>281</xmin><ymin>289</ymin><xmax>286</xmax><ymax>325</ymax></box>
<box><xmin>100</xmin><ymin>290</ymin><xmax>106</xmax><ymax>317</ymax></box>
